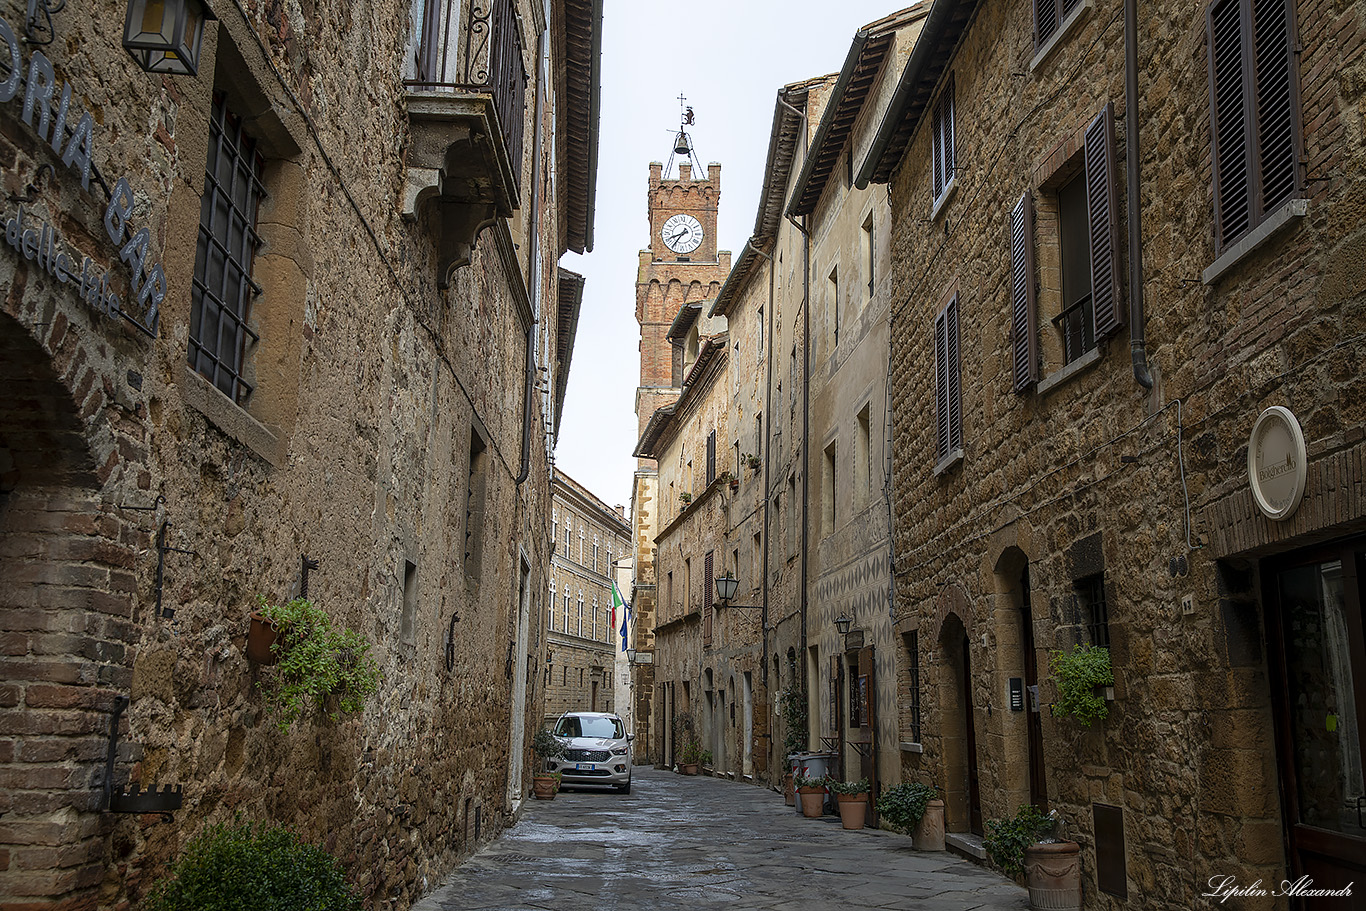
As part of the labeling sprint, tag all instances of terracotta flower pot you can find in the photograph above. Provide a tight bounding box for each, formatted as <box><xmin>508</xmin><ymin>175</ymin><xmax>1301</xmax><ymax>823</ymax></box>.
<box><xmin>836</xmin><ymin>792</ymin><xmax>868</xmax><ymax>829</ymax></box>
<box><xmin>532</xmin><ymin>775</ymin><xmax>557</xmax><ymax>800</ymax></box>
<box><xmin>912</xmin><ymin>799</ymin><xmax>946</xmax><ymax>851</ymax></box>
<box><xmin>783</xmin><ymin>773</ymin><xmax>795</xmax><ymax>806</ymax></box>
<box><xmin>1024</xmin><ymin>840</ymin><xmax>1081</xmax><ymax>910</ymax></box>
<box><xmin>246</xmin><ymin>612</ymin><xmax>280</xmax><ymax>665</ymax></box>
<box><xmin>798</xmin><ymin>786</ymin><xmax>824</xmax><ymax>818</ymax></box>
<box><xmin>680</xmin><ymin>762</ymin><xmax>700</xmax><ymax>775</ymax></box>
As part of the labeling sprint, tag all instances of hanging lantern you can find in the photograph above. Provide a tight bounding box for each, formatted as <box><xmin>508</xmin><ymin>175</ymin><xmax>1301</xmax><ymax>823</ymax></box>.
<box><xmin>673</xmin><ymin>130</ymin><xmax>692</xmax><ymax>157</ymax></box>
<box><xmin>123</xmin><ymin>0</ymin><xmax>216</xmax><ymax>77</ymax></box>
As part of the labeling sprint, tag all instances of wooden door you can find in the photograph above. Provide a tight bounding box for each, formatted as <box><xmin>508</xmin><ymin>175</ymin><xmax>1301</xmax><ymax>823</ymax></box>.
<box><xmin>963</xmin><ymin>633</ymin><xmax>983</xmax><ymax>835</ymax></box>
<box><xmin>1021</xmin><ymin>566</ymin><xmax>1048</xmax><ymax>810</ymax></box>
<box><xmin>859</xmin><ymin>646</ymin><xmax>878</xmax><ymax>826</ymax></box>
<box><xmin>1266</xmin><ymin>539</ymin><xmax>1366</xmax><ymax>906</ymax></box>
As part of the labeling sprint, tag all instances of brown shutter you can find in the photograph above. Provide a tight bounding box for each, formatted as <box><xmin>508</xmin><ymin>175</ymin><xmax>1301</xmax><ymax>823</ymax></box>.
<box><xmin>1010</xmin><ymin>193</ymin><xmax>1039</xmax><ymax>391</ymax></box>
<box><xmin>1208</xmin><ymin>0</ymin><xmax>1252</xmax><ymax>248</ymax></box>
<box><xmin>1034</xmin><ymin>0</ymin><xmax>1058</xmax><ymax>47</ymax></box>
<box><xmin>830</xmin><ymin>654</ymin><xmax>842</xmax><ymax>740</ymax></box>
<box><xmin>945</xmin><ymin>77</ymin><xmax>956</xmax><ymax>185</ymax></box>
<box><xmin>706</xmin><ymin>430</ymin><xmax>717</xmax><ymax>485</ymax></box>
<box><xmin>1085</xmin><ymin>104</ymin><xmax>1123</xmax><ymax>340</ymax></box>
<box><xmin>934</xmin><ymin>307</ymin><xmax>950</xmax><ymax>461</ymax></box>
<box><xmin>1253</xmin><ymin>0</ymin><xmax>1299</xmax><ymax>215</ymax></box>
<box><xmin>703</xmin><ymin>550</ymin><xmax>713</xmax><ymax>645</ymax></box>
<box><xmin>932</xmin><ymin>96</ymin><xmax>945</xmax><ymax>201</ymax></box>
<box><xmin>858</xmin><ymin>645</ymin><xmax>877</xmax><ymax>819</ymax></box>
<box><xmin>946</xmin><ymin>297</ymin><xmax>962</xmax><ymax>453</ymax></box>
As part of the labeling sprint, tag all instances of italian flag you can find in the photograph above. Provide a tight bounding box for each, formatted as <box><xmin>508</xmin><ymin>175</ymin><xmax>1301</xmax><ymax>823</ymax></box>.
<box><xmin>611</xmin><ymin>580</ymin><xmax>630</xmax><ymax>650</ymax></box>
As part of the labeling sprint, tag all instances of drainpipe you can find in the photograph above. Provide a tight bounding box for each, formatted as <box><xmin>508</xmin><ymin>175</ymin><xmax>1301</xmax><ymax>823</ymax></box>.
<box><xmin>1125</xmin><ymin>0</ymin><xmax>1153</xmax><ymax>390</ymax></box>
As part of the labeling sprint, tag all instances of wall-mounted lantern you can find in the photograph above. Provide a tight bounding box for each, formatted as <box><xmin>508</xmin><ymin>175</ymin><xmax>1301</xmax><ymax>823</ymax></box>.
<box><xmin>123</xmin><ymin>0</ymin><xmax>216</xmax><ymax>76</ymax></box>
<box><xmin>714</xmin><ymin>574</ymin><xmax>761</xmax><ymax>610</ymax></box>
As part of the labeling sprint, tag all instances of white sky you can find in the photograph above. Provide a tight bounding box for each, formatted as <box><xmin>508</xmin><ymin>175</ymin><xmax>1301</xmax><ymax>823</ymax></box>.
<box><xmin>556</xmin><ymin>1</ymin><xmax>913</xmax><ymax>512</ymax></box>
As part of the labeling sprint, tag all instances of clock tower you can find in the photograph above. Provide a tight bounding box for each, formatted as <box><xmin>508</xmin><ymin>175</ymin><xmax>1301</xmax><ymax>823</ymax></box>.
<box><xmin>635</xmin><ymin>157</ymin><xmax>731</xmax><ymax>462</ymax></box>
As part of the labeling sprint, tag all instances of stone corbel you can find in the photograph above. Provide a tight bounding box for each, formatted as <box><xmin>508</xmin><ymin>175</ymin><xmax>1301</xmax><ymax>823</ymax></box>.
<box><xmin>403</xmin><ymin>91</ymin><xmax>519</xmax><ymax>287</ymax></box>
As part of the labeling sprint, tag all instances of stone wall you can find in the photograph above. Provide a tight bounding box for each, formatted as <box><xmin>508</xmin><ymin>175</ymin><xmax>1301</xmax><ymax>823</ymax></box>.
<box><xmin>0</xmin><ymin>0</ymin><xmax>586</xmax><ymax>907</ymax></box>
<box><xmin>879</xmin><ymin>0</ymin><xmax>1366</xmax><ymax>906</ymax></box>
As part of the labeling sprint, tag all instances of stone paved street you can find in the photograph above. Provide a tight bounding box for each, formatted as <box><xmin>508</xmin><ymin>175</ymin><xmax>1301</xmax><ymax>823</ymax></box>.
<box><xmin>413</xmin><ymin>768</ymin><xmax>1029</xmax><ymax>910</ymax></box>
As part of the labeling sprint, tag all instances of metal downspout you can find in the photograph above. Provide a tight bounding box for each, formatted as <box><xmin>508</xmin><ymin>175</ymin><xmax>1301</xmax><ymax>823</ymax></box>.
<box><xmin>1125</xmin><ymin>0</ymin><xmax>1153</xmax><ymax>390</ymax></box>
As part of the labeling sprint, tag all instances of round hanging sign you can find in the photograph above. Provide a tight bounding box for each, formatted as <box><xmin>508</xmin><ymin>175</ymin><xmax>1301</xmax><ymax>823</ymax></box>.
<box><xmin>1247</xmin><ymin>406</ymin><xmax>1307</xmax><ymax>521</ymax></box>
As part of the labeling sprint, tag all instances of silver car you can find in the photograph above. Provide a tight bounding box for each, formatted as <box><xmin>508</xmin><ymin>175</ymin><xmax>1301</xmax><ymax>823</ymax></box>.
<box><xmin>547</xmin><ymin>712</ymin><xmax>633</xmax><ymax>793</ymax></box>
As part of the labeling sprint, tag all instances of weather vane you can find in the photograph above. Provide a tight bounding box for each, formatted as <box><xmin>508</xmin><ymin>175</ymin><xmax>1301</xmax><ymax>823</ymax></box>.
<box><xmin>668</xmin><ymin>95</ymin><xmax>697</xmax><ymax>177</ymax></box>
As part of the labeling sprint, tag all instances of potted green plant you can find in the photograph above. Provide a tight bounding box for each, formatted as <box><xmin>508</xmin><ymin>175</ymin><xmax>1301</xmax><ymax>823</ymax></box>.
<box><xmin>531</xmin><ymin>729</ymin><xmax>566</xmax><ymax>799</ymax></box>
<box><xmin>678</xmin><ymin>738</ymin><xmax>707</xmax><ymax>774</ymax></box>
<box><xmin>827</xmin><ymin>777</ymin><xmax>871</xmax><ymax>830</ymax></box>
<box><xmin>1049</xmin><ymin>643</ymin><xmax>1114</xmax><ymax>726</ymax></box>
<box><xmin>743</xmin><ymin>453</ymin><xmax>761</xmax><ymax>472</ymax></box>
<box><xmin>254</xmin><ymin>597</ymin><xmax>381</xmax><ymax>732</ymax></box>
<box><xmin>679</xmin><ymin>491</ymin><xmax>692</xmax><ymax>506</ymax></box>
<box><xmin>794</xmin><ymin>774</ymin><xmax>826</xmax><ymax>818</ymax></box>
<box><xmin>877</xmin><ymin>780</ymin><xmax>944</xmax><ymax>850</ymax></box>
<box><xmin>143</xmin><ymin>818</ymin><xmax>363</xmax><ymax>911</ymax></box>
<box><xmin>984</xmin><ymin>805</ymin><xmax>1079</xmax><ymax>910</ymax></box>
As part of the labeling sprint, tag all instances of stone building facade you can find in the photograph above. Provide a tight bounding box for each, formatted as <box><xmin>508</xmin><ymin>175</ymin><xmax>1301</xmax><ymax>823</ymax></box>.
<box><xmin>628</xmin><ymin>155</ymin><xmax>729</xmax><ymax>768</ymax></box>
<box><xmin>546</xmin><ymin>471</ymin><xmax>629</xmax><ymax>722</ymax></box>
<box><xmin>0</xmin><ymin>0</ymin><xmax>600</xmax><ymax>908</ymax></box>
<box><xmin>858</xmin><ymin>0</ymin><xmax>1366</xmax><ymax>905</ymax></box>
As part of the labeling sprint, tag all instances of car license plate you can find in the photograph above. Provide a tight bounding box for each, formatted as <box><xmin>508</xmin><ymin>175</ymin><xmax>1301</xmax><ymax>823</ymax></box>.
<box><xmin>576</xmin><ymin>763</ymin><xmax>594</xmax><ymax>771</ymax></box>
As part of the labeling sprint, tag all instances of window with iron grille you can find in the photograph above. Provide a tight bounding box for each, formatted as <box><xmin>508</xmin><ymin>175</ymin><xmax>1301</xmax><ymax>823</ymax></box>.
<box><xmin>1207</xmin><ymin>0</ymin><xmax>1301</xmax><ymax>252</ymax></box>
<box><xmin>1078</xmin><ymin>574</ymin><xmax>1110</xmax><ymax>648</ymax></box>
<box><xmin>933</xmin><ymin>295</ymin><xmax>963</xmax><ymax>469</ymax></box>
<box><xmin>1034</xmin><ymin>0</ymin><xmax>1084</xmax><ymax>48</ymax></box>
<box><xmin>931</xmin><ymin>75</ymin><xmax>956</xmax><ymax>210</ymax></box>
<box><xmin>190</xmin><ymin>92</ymin><xmax>265</xmax><ymax>404</ymax></box>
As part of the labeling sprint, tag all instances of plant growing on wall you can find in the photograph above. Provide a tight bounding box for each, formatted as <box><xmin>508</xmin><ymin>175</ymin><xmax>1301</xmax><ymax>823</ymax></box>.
<box><xmin>255</xmin><ymin>597</ymin><xmax>381</xmax><ymax>732</ymax></box>
<box><xmin>743</xmin><ymin>453</ymin><xmax>761</xmax><ymax>471</ymax></box>
<box><xmin>876</xmin><ymin>781</ymin><xmax>938</xmax><ymax>831</ymax></box>
<box><xmin>144</xmin><ymin>818</ymin><xmax>363</xmax><ymax>911</ymax></box>
<box><xmin>679</xmin><ymin>491</ymin><xmax>692</xmax><ymax>505</ymax></box>
<box><xmin>983</xmin><ymin>805</ymin><xmax>1059</xmax><ymax>878</ymax></box>
<box><xmin>1048</xmin><ymin>643</ymin><xmax>1114</xmax><ymax>727</ymax></box>
<box><xmin>779</xmin><ymin>687</ymin><xmax>808</xmax><ymax>757</ymax></box>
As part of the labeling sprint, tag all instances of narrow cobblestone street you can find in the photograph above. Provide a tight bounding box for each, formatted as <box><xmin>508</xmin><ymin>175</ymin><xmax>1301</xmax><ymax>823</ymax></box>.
<box><xmin>414</xmin><ymin>768</ymin><xmax>1029</xmax><ymax>910</ymax></box>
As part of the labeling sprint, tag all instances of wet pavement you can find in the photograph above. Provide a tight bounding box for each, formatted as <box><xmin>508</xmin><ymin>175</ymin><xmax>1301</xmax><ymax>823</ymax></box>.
<box><xmin>412</xmin><ymin>766</ymin><xmax>1029</xmax><ymax>910</ymax></box>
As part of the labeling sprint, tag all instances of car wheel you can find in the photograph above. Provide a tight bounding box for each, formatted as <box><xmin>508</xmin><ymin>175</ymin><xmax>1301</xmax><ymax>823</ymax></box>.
<box><xmin>617</xmin><ymin>781</ymin><xmax>631</xmax><ymax>794</ymax></box>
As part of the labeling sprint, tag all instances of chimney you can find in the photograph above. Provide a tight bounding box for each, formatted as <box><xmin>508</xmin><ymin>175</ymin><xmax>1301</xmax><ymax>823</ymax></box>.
<box><xmin>615</xmin><ymin>505</ymin><xmax>625</xmax><ymax>518</ymax></box>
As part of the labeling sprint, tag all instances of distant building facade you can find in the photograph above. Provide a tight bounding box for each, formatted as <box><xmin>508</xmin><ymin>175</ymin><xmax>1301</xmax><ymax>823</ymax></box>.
<box><xmin>547</xmin><ymin>472</ymin><xmax>630</xmax><ymax>720</ymax></box>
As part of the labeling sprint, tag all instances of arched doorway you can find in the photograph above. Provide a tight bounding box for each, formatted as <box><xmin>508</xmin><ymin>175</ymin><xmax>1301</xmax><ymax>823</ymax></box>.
<box><xmin>938</xmin><ymin>611</ymin><xmax>982</xmax><ymax>834</ymax></box>
<box><xmin>0</xmin><ymin>313</ymin><xmax>134</xmax><ymax>908</ymax></box>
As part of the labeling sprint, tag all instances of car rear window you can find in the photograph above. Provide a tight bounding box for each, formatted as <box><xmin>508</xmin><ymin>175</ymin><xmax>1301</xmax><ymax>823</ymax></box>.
<box><xmin>555</xmin><ymin>716</ymin><xmax>624</xmax><ymax>739</ymax></box>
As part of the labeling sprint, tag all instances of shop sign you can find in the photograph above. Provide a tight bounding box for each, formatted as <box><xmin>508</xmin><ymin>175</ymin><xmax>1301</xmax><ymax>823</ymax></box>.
<box><xmin>1247</xmin><ymin>406</ymin><xmax>1307</xmax><ymax>521</ymax></box>
<box><xmin>0</xmin><ymin>15</ymin><xmax>165</xmax><ymax>338</ymax></box>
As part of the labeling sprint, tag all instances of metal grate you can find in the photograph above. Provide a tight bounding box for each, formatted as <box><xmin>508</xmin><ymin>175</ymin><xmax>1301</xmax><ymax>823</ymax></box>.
<box><xmin>564</xmin><ymin>749</ymin><xmax>610</xmax><ymax>762</ymax></box>
<box><xmin>189</xmin><ymin>93</ymin><xmax>265</xmax><ymax>404</ymax></box>
<box><xmin>1078</xmin><ymin>573</ymin><xmax>1110</xmax><ymax>648</ymax></box>
<box><xmin>907</xmin><ymin>631</ymin><xmax>922</xmax><ymax>743</ymax></box>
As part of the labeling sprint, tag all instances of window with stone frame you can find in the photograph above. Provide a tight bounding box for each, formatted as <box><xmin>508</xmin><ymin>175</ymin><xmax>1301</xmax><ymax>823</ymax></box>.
<box><xmin>576</xmin><ymin>591</ymin><xmax>584</xmax><ymax>637</ymax></box>
<box><xmin>1077</xmin><ymin>573</ymin><xmax>1110</xmax><ymax>648</ymax></box>
<box><xmin>548</xmin><ymin>580</ymin><xmax>556</xmax><ymax>631</ymax></box>
<box><xmin>904</xmin><ymin>630</ymin><xmax>922</xmax><ymax>743</ymax></box>
<box><xmin>592</xmin><ymin>536</ymin><xmax>599</xmax><ymax>572</ymax></box>
<box><xmin>190</xmin><ymin>92</ymin><xmax>265</xmax><ymax>405</ymax></box>
<box><xmin>930</xmin><ymin>74</ymin><xmax>956</xmax><ymax>214</ymax></box>
<box><xmin>1011</xmin><ymin>105</ymin><xmax>1122</xmax><ymax>386</ymax></box>
<box><xmin>1034</xmin><ymin>0</ymin><xmax>1084</xmax><ymax>49</ymax></box>
<box><xmin>1207</xmin><ymin>0</ymin><xmax>1301</xmax><ymax>253</ymax></box>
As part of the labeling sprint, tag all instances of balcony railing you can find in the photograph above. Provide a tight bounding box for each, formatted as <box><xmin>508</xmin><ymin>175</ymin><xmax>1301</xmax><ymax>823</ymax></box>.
<box><xmin>1052</xmin><ymin>293</ymin><xmax>1095</xmax><ymax>366</ymax></box>
<box><xmin>406</xmin><ymin>0</ymin><xmax>527</xmax><ymax>196</ymax></box>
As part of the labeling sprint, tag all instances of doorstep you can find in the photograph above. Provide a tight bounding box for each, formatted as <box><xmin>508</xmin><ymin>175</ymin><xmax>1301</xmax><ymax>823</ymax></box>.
<box><xmin>945</xmin><ymin>831</ymin><xmax>987</xmax><ymax>861</ymax></box>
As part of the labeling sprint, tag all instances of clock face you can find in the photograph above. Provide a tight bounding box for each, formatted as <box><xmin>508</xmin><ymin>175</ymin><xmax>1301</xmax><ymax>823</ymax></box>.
<box><xmin>661</xmin><ymin>213</ymin><xmax>704</xmax><ymax>254</ymax></box>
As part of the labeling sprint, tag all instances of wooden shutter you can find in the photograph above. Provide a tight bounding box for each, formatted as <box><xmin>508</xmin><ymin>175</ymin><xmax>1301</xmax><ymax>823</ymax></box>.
<box><xmin>1010</xmin><ymin>192</ymin><xmax>1039</xmax><ymax>391</ymax></box>
<box><xmin>858</xmin><ymin>645</ymin><xmax>877</xmax><ymax>822</ymax></box>
<box><xmin>706</xmin><ymin>430</ymin><xmax>716</xmax><ymax>485</ymax></box>
<box><xmin>934</xmin><ymin>296</ymin><xmax>962</xmax><ymax>462</ymax></box>
<box><xmin>703</xmin><ymin>550</ymin><xmax>714</xmax><ymax>645</ymax></box>
<box><xmin>1034</xmin><ymin>0</ymin><xmax>1059</xmax><ymax>47</ymax></box>
<box><xmin>1208</xmin><ymin>0</ymin><xmax>1300</xmax><ymax>251</ymax></box>
<box><xmin>1085</xmin><ymin>104</ymin><xmax>1123</xmax><ymax>340</ymax></box>
<box><xmin>934</xmin><ymin>307</ymin><xmax>950</xmax><ymax>461</ymax></box>
<box><xmin>946</xmin><ymin>297</ymin><xmax>962</xmax><ymax>453</ymax></box>
<box><xmin>1208</xmin><ymin>0</ymin><xmax>1253</xmax><ymax>247</ymax></box>
<box><xmin>932</xmin><ymin>76</ymin><xmax>956</xmax><ymax>201</ymax></box>
<box><xmin>1253</xmin><ymin>0</ymin><xmax>1298</xmax><ymax>214</ymax></box>
<box><xmin>944</xmin><ymin>77</ymin><xmax>956</xmax><ymax>186</ymax></box>
<box><xmin>932</xmin><ymin>96</ymin><xmax>945</xmax><ymax>200</ymax></box>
